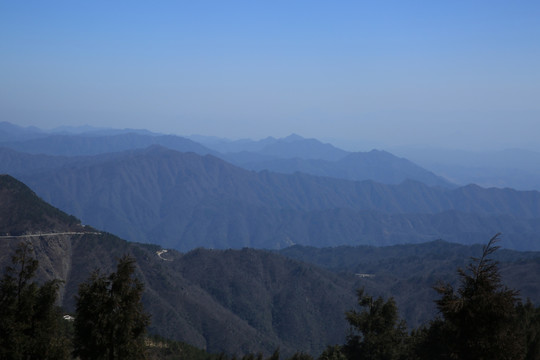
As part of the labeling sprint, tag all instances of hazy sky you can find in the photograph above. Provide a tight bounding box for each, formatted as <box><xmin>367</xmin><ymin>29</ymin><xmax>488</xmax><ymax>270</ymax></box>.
<box><xmin>1</xmin><ymin>1</ymin><xmax>539</xmax><ymax>150</ymax></box>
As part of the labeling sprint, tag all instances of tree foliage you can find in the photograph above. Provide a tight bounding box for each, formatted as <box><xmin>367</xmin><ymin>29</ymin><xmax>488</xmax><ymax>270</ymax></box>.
<box><xmin>343</xmin><ymin>289</ymin><xmax>408</xmax><ymax>360</ymax></box>
<box><xmin>337</xmin><ymin>234</ymin><xmax>540</xmax><ymax>360</ymax></box>
<box><xmin>74</xmin><ymin>255</ymin><xmax>150</xmax><ymax>360</ymax></box>
<box><xmin>414</xmin><ymin>234</ymin><xmax>526</xmax><ymax>359</ymax></box>
<box><xmin>0</xmin><ymin>241</ymin><xmax>70</xmax><ymax>359</ymax></box>
<box><xmin>318</xmin><ymin>345</ymin><xmax>346</xmax><ymax>360</ymax></box>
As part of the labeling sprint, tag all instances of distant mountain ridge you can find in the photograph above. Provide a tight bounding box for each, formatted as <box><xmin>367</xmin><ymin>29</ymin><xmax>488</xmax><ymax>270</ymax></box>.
<box><xmin>255</xmin><ymin>134</ymin><xmax>349</xmax><ymax>161</ymax></box>
<box><xmin>0</xmin><ymin>121</ymin><xmax>46</xmax><ymax>142</ymax></box>
<box><xmin>393</xmin><ymin>146</ymin><xmax>540</xmax><ymax>191</ymax></box>
<box><xmin>1</xmin><ymin>122</ymin><xmax>452</xmax><ymax>186</ymax></box>
<box><xmin>5</xmin><ymin>122</ymin><xmax>540</xmax><ymax>190</ymax></box>
<box><xmin>0</xmin><ymin>132</ymin><xmax>214</xmax><ymax>157</ymax></box>
<box><xmin>10</xmin><ymin>146</ymin><xmax>540</xmax><ymax>251</ymax></box>
<box><xmin>191</xmin><ymin>133</ymin><xmax>453</xmax><ymax>187</ymax></box>
<box><xmin>228</xmin><ymin>149</ymin><xmax>452</xmax><ymax>188</ymax></box>
<box><xmin>3</xmin><ymin>122</ymin><xmax>540</xmax><ymax>251</ymax></box>
<box><xmin>189</xmin><ymin>133</ymin><xmax>348</xmax><ymax>160</ymax></box>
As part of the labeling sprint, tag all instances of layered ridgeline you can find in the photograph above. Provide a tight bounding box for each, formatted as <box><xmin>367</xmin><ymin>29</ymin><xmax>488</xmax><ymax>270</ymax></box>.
<box><xmin>0</xmin><ymin>122</ymin><xmax>450</xmax><ymax>186</ymax></box>
<box><xmin>198</xmin><ymin>133</ymin><xmax>452</xmax><ymax>187</ymax></box>
<box><xmin>2</xmin><ymin>175</ymin><xmax>540</xmax><ymax>356</ymax></box>
<box><xmin>7</xmin><ymin>146</ymin><xmax>540</xmax><ymax>251</ymax></box>
<box><xmin>0</xmin><ymin>122</ymin><xmax>215</xmax><ymax>157</ymax></box>
<box><xmin>2</xmin><ymin>122</ymin><xmax>540</xmax><ymax>251</ymax></box>
<box><xmin>4</xmin><ymin>121</ymin><xmax>540</xmax><ymax>190</ymax></box>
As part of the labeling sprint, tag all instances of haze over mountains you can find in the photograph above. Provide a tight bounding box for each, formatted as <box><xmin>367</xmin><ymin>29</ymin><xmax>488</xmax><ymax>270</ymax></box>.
<box><xmin>3</xmin><ymin>1</ymin><xmax>539</xmax><ymax>356</ymax></box>
<box><xmin>4</xmin><ymin>121</ymin><xmax>540</xmax><ymax>191</ymax></box>
<box><xmin>10</xmin><ymin>145</ymin><xmax>540</xmax><ymax>251</ymax></box>
<box><xmin>3</xmin><ymin>121</ymin><xmax>540</xmax><ymax>355</ymax></box>
<box><xmin>391</xmin><ymin>146</ymin><xmax>540</xmax><ymax>191</ymax></box>
<box><xmin>2</xmin><ymin>121</ymin><xmax>540</xmax><ymax>252</ymax></box>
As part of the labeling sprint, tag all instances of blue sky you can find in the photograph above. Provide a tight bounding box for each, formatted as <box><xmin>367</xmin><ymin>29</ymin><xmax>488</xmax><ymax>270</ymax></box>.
<box><xmin>1</xmin><ymin>1</ymin><xmax>539</xmax><ymax>150</ymax></box>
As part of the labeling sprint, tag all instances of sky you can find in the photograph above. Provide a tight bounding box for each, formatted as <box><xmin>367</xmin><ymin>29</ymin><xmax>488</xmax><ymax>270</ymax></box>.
<box><xmin>1</xmin><ymin>1</ymin><xmax>539</xmax><ymax>151</ymax></box>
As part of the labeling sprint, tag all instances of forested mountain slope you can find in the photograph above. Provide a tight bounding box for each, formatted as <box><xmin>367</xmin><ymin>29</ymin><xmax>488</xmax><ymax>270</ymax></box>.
<box><xmin>0</xmin><ymin>174</ymin><xmax>358</xmax><ymax>356</ymax></box>
<box><xmin>2</xmin><ymin>174</ymin><xmax>540</xmax><ymax>355</ymax></box>
<box><xmin>279</xmin><ymin>241</ymin><xmax>540</xmax><ymax>327</ymax></box>
<box><xmin>13</xmin><ymin>146</ymin><xmax>540</xmax><ymax>251</ymax></box>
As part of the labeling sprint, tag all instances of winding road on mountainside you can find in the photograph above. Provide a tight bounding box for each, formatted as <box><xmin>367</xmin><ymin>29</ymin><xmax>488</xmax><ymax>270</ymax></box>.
<box><xmin>1</xmin><ymin>231</ymin><xmax>174</xmax><ymax>262</ymax></box>
<box><xmin>0</xmin><ymin>232</ymin><xmax>102</xmax><ymax>238</ymax></box>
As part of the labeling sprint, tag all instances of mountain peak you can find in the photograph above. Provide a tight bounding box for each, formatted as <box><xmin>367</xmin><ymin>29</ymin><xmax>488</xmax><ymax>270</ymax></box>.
<box><xmin>0</xmin><ymin>121</ymin><xmax>45</xmax><ymax>142</ymax></box>
<box><xmin>283</xmin><ymin>133</ymin><xmax>305</xmax><ymax>142</ymax></box>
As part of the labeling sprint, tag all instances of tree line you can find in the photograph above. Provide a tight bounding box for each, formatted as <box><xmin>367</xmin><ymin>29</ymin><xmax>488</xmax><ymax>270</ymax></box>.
<box><xmin>0</xmin><ymin>241</ymin><xmax>149</xmax><ymax>360</ymax></box>
<box><xmin>1</xmin><ymin>234</ymin><xmax>539</xmax><ymax>359</ymax></box>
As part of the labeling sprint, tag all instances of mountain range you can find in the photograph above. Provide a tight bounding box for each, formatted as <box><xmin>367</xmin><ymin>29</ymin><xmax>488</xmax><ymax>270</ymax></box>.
<box><xmin>4</xmin><ymin>121</ymin><xmax>540</xmax><ymax>190</ymax></box>
<box><xmin>0</xmin><ymin>122</ymin><xmax>450</xmax><ymax>187</ymax></box>
<box><xmin>2</xmin><ymin>121</ymin><xmax>540</xmax><ymax>251</ymax></box>
<box><xmin>2</xmin><ymin>174</ymin><xmax>540</xmax><ymax>356</ymax></box>
<box><xmin>5</xmin><ymin>145</ymin><xmax>539</xmax><ymax>251</ymax></box>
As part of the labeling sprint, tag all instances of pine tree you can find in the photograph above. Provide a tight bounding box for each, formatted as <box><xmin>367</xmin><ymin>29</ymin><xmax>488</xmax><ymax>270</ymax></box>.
<box><xmin>516</xmin><ymin>300</ymin><xmax>540</xmax><ymax>360</ymax></box>
<box><xmin>318</xmin><ymin>345</ymin><xmax>347</xmax><ymax>360</ymax></box>
<box><xmin>74</xmin><ymin>255</ymin><xmax>150</xmax><ymax>360</ymax></box>
<box><xmin>342</xmin><ymin>289</ymin><xmax>408</xmax><ymax>360</ymax></box>
<box><xmin>420</xmin><ymin>234</ymin><xmax>525</xmax><ymax>360</ymax></box>
<box><xmin>0</xmin><ymin>241</ymin><xmax>69</xmax><ymax>359</ymax></box>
